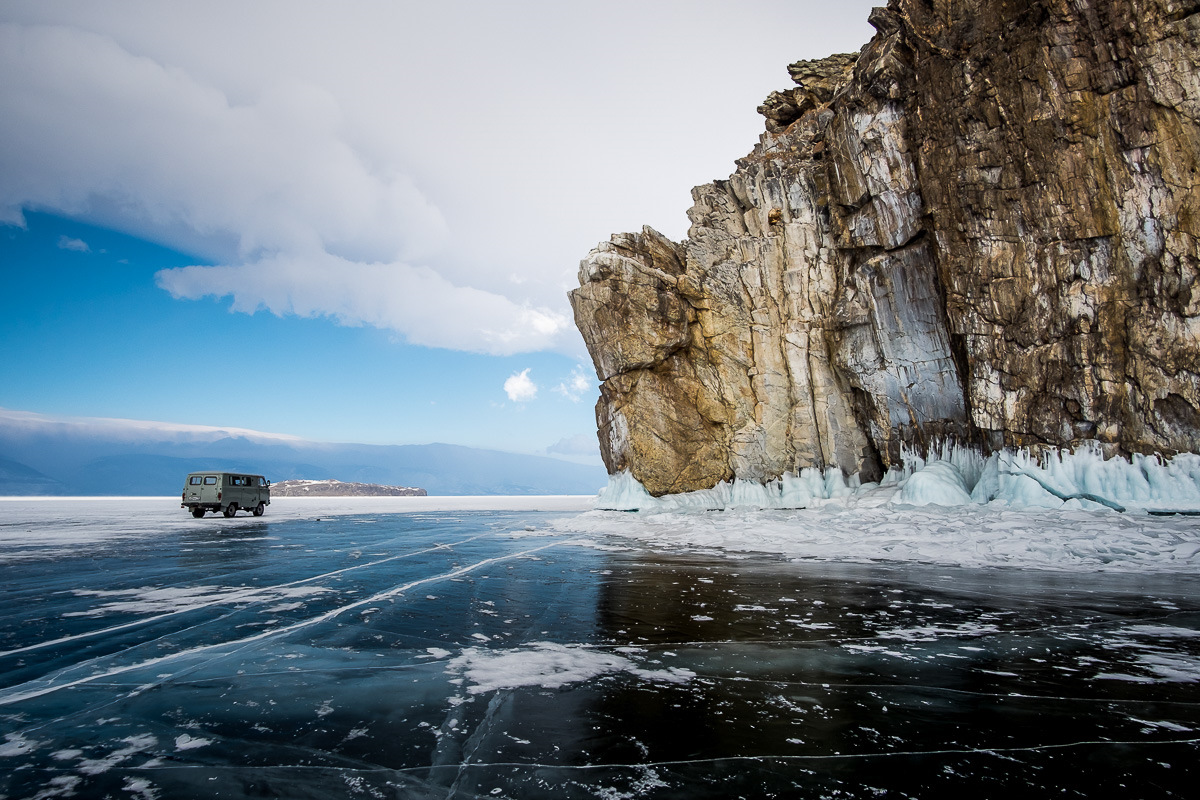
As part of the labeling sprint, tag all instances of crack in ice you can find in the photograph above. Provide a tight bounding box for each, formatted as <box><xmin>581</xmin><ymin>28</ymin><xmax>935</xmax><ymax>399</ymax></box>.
<box><xmin>0</xmin><ymin>534</ymin><xmax>492</xmax><ymax>660</ymax></box>
<box><xmin>0</xmin><ymin>538</ymin><xmax>577</xmax><ymax>707</ymax></box>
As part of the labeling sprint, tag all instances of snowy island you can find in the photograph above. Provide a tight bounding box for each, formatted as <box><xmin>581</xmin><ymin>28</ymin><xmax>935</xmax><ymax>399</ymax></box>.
<box><xmin>270</xmin><ymin>479</ymin><xmax>427</xmax><ymax>497</ymax></box>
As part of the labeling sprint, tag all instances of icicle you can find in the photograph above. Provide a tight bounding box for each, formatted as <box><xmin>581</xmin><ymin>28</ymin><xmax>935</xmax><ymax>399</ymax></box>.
<box><xmin>594</xmin><ymin>444</ymin><xmax>1200</xmax><ymax>513</ymax></box>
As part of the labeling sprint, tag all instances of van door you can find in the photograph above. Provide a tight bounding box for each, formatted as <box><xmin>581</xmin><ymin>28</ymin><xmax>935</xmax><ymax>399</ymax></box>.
<box><xmin>203</xmin><ymin>474</ymin><xmax>220</xmax><ymax>504</ymax></box>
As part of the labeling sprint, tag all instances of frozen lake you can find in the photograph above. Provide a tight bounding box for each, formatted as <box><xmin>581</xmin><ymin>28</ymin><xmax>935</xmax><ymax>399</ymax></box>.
<box><xmin>1</xmin><ymin>497</ymin><xmax>1199</xmax><ymax>798</ymax></box>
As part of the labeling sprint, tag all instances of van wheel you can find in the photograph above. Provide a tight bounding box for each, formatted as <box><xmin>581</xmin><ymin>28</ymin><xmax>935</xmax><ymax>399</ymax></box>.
<box><xmin>253</xmin><ymin>502</ymin><xmax>265</xmax><ymax>517</ymax></box>
<box><xmin>191</xmin><ymin>507</ymin><xmax>205</xmax><ymax>518</ymax></box>
<box><xmin>223</xmin><ymin>503</ymin><xmax>237</xmax><ymax>518</ymax></box>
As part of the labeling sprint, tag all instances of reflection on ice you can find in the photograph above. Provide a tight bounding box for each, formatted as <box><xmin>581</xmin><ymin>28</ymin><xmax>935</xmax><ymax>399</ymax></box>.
<box><xmin>0</xmin><ymin>498</ymin><xmax>1197</xmax><ymax>797</ymax></box>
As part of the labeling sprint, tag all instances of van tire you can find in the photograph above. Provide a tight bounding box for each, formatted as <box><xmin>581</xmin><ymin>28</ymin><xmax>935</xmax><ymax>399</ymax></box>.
<box><xmin>191</xmin><ymin>507</ymin><xmax>205</xmax><ymax>518</ymax></box>
<box><xmin>223</xmin><ymin>503</ymin><xmax>237</xmax><ymax>518</ymax></box>
<box><xmin>253</xmin><ymin>502</ymin><xmax>265</xmax><ymax>517</ymax></box>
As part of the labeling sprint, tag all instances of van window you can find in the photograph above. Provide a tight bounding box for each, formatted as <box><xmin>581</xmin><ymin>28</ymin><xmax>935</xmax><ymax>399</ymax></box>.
<box><xmin>203</xmin><ymin>476</ymin><xmax>217</xmax><ymax>485</ymax></box>
<box><xmin>189</xmin><ymin>476</ymin><xmax>203</xmax><ymax>485</ymax></box>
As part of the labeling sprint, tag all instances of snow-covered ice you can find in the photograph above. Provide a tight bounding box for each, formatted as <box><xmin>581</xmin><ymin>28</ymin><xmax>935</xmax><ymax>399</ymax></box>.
<box><xmin>562</xmin><ymin>502</ymin><xmax>1200</xmax><ymax>573</ymax></box>
<box><xmin>0</xmin><ymin>491</ymin><xmax>1198</xmax><ymax>797</ymax></box>
<box><xmin>579</xmin><ymin>445</ymin><xmax>1200</xmax><ymax>575</ymax></box>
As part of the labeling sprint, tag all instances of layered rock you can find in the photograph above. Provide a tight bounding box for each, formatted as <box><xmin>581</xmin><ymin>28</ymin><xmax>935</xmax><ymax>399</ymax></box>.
<box><xmin>570</xmin><ymin>0</ymin><xmax>1200</xmax><ymax>496</ymax></box>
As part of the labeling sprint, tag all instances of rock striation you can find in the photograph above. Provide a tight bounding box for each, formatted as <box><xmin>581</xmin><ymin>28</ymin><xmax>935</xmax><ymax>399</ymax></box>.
<box><xmin>570</xmin><ymin>0</ymin><xmax>1200</xmax><ymax>496</ymax></box>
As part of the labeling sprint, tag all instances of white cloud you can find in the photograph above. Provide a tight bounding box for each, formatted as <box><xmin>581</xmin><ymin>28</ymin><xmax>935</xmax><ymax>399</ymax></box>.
<box><xmin>547</xmin><ymin>433</ymin><xmax>599</xmax><ymax>457</ymax></box>
<box><xmin>503</xmin><ymin>369</ymin><xmax>538</xmax><ymax>403</ymax></box>
<box><xmin>0</xmin><ymin>407</ymin><xmax>303</xmax><ymax>444</ymax></box>
<box><xmin>554</xmin><ymin>365</ymin><xmax>595</xmax><ymax>402</ymax></box>
<box><xmin>155</xmin><ymin>252</ymin><xmax>568</xmax><ymax>356</ymax></box>
<box><xmin>56</xmin><ymin>235</ymin><xmax>89</xmax><ymax>252</ymax></box>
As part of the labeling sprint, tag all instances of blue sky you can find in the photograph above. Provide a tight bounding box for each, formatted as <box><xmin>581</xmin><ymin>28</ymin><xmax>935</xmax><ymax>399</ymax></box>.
<box><xmin>0</xmin><ymin>212</ymin><xmax>599</xmax><ymax>457</ymax></box>
<box><xmin>0</xmin><ymin>1</ymin><xmax>876</xmax><ymax>461</ymax></box>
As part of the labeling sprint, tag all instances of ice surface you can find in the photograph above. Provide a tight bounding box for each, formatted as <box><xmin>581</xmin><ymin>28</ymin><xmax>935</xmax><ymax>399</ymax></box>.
<box><xmin>565</xmin><ymin>503</ymin><xmax>1200</xmax><ymax>573</ymax></box>
<box><xmin>0</xmin><ymin>495</ymin><xmax>594</xmax><ymax>563</ymax></box>
<box><xmin>0</xmin><ymin>497</ymin><xmax>1198</xmax><ymax>797</ymax></box>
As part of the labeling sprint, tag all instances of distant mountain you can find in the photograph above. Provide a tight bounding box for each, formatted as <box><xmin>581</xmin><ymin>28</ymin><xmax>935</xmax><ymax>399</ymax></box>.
<box><xmin>0</xmin><ymin>457</ymin><xmax>70</xmax><ymax>495</ymax></box>
<box><xmin>0</xmin><ymin>410</ymin><xmax>607</xmax><ymax>496</ymax></box>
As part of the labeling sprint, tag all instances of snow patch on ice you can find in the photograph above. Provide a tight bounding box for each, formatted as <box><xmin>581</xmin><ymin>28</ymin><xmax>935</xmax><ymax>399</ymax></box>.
<box><xmin>65</xmin><ymin>585</ymin><xmax>333</xmax><ymax>617</ymax></box>
<box><xmin>29</xmin><ymin>775</ymin><xmax>81</xmax><ymax>798</ymax></box>
<box><xmin>1097</xmin><ymin>652</ymin><xmax>1200</xmax><ymax>683</ymax></box>
<box><xmin>0</xmin><ymin>732</ymin><xmax>40</xmax><ymax>757</ymax></box>
<box><xmin>1124</xmin><ymin>625</ymin><xmax>1200</xmax><ymax>639</ymax></box>
<box><xmin>76</xmin><ymin>734</ymin><xmax>157</xmax><ymax>775</ymax></box>
<box><xmin>1130</xmin><ymin>718</ymin><xmax>1193</xmax><ymax>732</ymax></box>
<box><xmin>122</xmin><ymin>776</ymin><xmax>160</xmax><ymax>800</ymax></box>
<box><xmin>446</xmin><ymin>642</ymin><xmax>694</xmax><ymax>694</ymax></box>
<box><xmin>876</xmin><ymin>622</ymin><xmax>1001</xmax><ymax>642</ymax></box>
<box><xmin>561</xmin><ymin>502</ymin><xmax>1200</xmax><ymax>574</ymax></box>
<box><xmin>174</xmin><ymin>734</ymin><xmax>212</xmax><ymax>751</ymax></box>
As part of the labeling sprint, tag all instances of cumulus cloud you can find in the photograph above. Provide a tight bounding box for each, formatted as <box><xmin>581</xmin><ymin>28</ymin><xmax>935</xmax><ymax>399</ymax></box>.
<box><xmin>503</xmin><ymin>369</ymin><xmax>538</xmax><ymax>403</ymax></box>
<box><xmin>56</xmin><ymin>235</ymin><xmax>89</xmax><ymax>252</ymax></box>
<box><xmin>554</xmin><ymin>365</ymin><xmax>595</xmax><ymax>402</ymax></box>
<box><xmin>0</xmin><ymin>21</ymin><xmax>567</xmax><ymax>354</ymax></box>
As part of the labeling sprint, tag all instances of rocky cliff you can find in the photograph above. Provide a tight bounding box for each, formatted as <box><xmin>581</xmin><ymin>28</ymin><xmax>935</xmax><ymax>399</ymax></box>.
<box><xmin>570</xmin><ymin>0</ymin><xmax>1200</xmax><ymax>496</ymax></box>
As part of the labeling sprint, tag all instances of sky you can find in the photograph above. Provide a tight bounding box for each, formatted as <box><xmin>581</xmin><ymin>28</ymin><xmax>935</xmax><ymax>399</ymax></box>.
<box><xmin>0</xmin><ymin>0</ymin><xmax>878</xmax><ymax>462</ymax></box>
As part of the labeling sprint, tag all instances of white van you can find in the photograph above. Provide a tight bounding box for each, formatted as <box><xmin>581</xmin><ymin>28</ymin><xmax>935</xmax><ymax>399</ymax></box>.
<box><xmin>182</xmin><ymin>472</ymin><xmax>271</xmax><ymax>518</ymax></box>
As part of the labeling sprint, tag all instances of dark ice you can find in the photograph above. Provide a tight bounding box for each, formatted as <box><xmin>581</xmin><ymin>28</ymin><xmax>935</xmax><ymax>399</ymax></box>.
<box><xmin>2</xmin><ymin>507</ymin><xmax>1198</xmax><ymax>798</ymax></box>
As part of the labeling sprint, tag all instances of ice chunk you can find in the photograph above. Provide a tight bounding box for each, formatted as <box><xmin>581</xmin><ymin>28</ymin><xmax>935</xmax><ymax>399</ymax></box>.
<box><xmin>896</xmin><ymin>461</ymin><xmax>972</xmax><ymax>506</ymax></box>
<box><xmin>594</xmin><ymin>471</ymin><xmax>656</xmax><ymax>512</ymax></box>
<box><xmin>595</xmin><ymin>468</ymin><xmax>854</xmax><ymax>513</ymax></box>
<box><xmin>600</xmin><ymin>443</ymin><xmax>1200</xmax><ymax>514</ymax></box>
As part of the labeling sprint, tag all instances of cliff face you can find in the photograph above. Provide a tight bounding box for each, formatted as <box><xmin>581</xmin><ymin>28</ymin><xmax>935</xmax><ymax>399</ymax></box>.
<box><xmin>570</xmin><ymin>0</ymin><xmax>1200</xmax><ymax>496</ymax></box>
